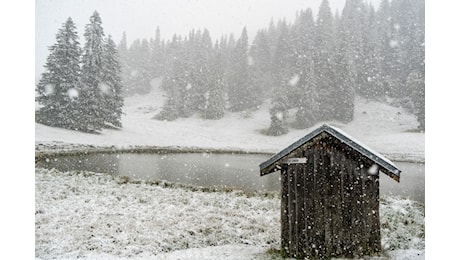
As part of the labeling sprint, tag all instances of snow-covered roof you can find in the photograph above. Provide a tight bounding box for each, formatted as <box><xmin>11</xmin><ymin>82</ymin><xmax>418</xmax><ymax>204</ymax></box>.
<box><xmin>259</xmin><ymin>124</ymin><xmax>401</xmax><ymax>182</ymax></box>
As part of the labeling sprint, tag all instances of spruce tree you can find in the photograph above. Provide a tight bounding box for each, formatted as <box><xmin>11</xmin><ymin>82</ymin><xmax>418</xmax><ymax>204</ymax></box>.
<box><xmin>117</xmin><ymin>31</ymin><xmax>131</xmax><ymax>97</ymax></box>
<box><xmin>101</xmin><ymin>35</ymin><xmax>124</xmax><ymax>128</ymax></box>
<box><xmin>292</xmin><ymin>9</ymin><xmax>319</xmax><ymax>128</ymax></box>
<box><xmin>227</xmin><ymin>27</ymin><xmax>257</xmax><ymax>112</ymax></box>
<box><xmin>36</xmin><ymin>17</ymin><xmax>82</xmax><ymax>130</ymax></box>
<box><xmin>79</xmin><ymin>11</ymin><xmax>107</xmax><ymax>131</ymax></box>
<box><xmin>266</xmin><ymin>82</ymin><xmax>289</xmax><ymax>136</ymax></box>
<box><xmin>201</xmin><ymin>41</ymin><xmax>225</xmax><ymax>119</ymax></box>
<box><xmin>314</xmin><ymin>0</ymin><xmax>337</xmax><ymax>121</ymax></box>
<box><xmin>407</xmin><ymin>71</ymin><xmax>424</xmax><ymax>130</ymax></box>
<box><xmin>150</xmin><ymin>26</ymin><xmax>165</xmax><ymax>78</ymax></box>
<box><xmin>156</xmin><ymin>35</ymin><xmax>188</xmax><ymax>120</ymax></box>
<box><xmin>249</xmin><ymin>30</ymin><xmax>274</xmax><ymax>101</ymax></box>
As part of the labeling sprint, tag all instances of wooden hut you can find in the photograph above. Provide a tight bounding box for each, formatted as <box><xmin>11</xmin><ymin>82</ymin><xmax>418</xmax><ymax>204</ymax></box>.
<box><xmin>259</xmin><ymin>124</ymin><xmax>401</xmax><ymax>259</ymax></box>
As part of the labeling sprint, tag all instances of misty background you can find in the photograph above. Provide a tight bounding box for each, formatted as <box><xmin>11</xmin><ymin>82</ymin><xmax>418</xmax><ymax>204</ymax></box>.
<box><xmin>35</xmin><ymin>0</ymin><xmax>382</xmax><ymax>80</ymax></box>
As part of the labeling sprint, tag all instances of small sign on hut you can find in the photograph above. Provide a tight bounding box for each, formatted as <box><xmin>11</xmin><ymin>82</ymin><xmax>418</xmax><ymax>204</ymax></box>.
<box><xmin>259</xmin><ymin>124</ymin><xmax>401</xmax><ymax>259</ymax></box>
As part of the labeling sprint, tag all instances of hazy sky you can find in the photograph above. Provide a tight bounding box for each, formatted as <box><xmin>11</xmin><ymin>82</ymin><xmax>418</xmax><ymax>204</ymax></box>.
<box><xmin>35</xmin><ymin>0</ymin><xmax>382</xmax><ymax>79</ymax></box>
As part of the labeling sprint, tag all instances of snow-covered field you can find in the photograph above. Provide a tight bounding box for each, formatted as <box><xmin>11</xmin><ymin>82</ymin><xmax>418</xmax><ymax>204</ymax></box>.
<box><xmin>35</xmin><ymin>78</ymin><xmax>425</xmax><ymax>259</ymax></box>
<box><xmin>36</xmin><ymin>168</ymin><xmax>424</xmax><ymax>259</ymax></box>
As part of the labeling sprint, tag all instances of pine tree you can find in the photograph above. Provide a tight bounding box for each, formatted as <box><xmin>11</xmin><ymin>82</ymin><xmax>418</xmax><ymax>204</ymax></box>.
<box><xmin>314</xmin><ymin>0</ymin><xmax>337</xmax><ymax>121</ymax></box>
<box><xmin>361</xmin><ymin>4</ymin><xmax>385</xmax><ymax>98</ymax></box>
<box><xmin>272</xmin><ymin>20</ymin><xmax>292</xmax><ymax>93</ymax></box>
<box><xmin>36</xmin><ymin>17</ymin><xmax>82</xmax><ymax>130</ymax></box>
<box><xmin>201</xmin><ymin>41</ymin><xmax>225</xmax><ymax>119</ymax></box>
<box><xmin>407</xmin><ymin>70</ymin><xmax>424</xmax><ymax>130</ymax></box>
<box><xmin>127</xmin><ymin>39</ymin><xmax>152</xmax><ymax>95</ymax></box>
<box><xmin>156</xmin><ymin>35</ymin><xmax>188</xmax><ymax>120</ymax></box>
<box><xmin>375</xmin><ymin>0</ymin><xmax>395</xmax><ymax>96</ymax></box>
<box><xmin>150</xmin><ymin>26</ymin><xmax>165</xmax><ymax>78</ymax></box>
<box><xmin>292</xmin><ymin>9</ymin><xmax>319</xmax><ymax>128</ymax></box>
<box><xmin>266</xmin><ymin>82</ymin><xmax>289</xmax><ymax>136</ymax></box>
<box><xmin>117</xmin><ymin>31</ymin><xmax>131</xmax><ymax>97</ymax></box>
<box><xmin>101</xmin><ymin>35</ymin><xmax>124</xmax><ymax>128</ymax></box>
<box><xmin>249</xmin><ymin>30</ymin><xmax>274</xmax><ymax>101</ymax></box>
<box><xmin>227</xmin><ymin>27</ymin><xmax>257</xmax><ymax>112</ymax></box>
<box><xmin>78</xmin><ymin>11</ymin><xmax>108</xmax><ymax>131</ymax></box>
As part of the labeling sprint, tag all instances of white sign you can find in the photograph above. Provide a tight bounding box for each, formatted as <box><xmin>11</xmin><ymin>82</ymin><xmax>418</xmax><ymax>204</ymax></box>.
<box><xmin>285</xmin><ymin>157</ymin><xmax>307</xmax><ymax>164</ymax></box>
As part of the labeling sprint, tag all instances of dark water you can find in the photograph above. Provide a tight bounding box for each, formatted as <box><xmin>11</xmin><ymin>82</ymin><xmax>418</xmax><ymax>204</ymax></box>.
<box><xmin>36</xmin><ymin>152</ymin><xmax>425</xmax><ymax>203</ymax></box>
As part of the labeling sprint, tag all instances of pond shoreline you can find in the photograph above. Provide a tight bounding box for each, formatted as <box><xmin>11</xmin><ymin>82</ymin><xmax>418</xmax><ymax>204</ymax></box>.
<box><xmin>35</xmin><ymin>142</ymin><xmax>425</xmax><ymax>164</ymax></box>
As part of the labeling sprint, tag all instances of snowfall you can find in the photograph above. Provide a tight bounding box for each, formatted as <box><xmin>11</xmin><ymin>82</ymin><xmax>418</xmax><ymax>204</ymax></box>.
<box><xmin>35</xmin><ymin>78</ymin><xmax>425</xmax><ymax>259</ymax></box>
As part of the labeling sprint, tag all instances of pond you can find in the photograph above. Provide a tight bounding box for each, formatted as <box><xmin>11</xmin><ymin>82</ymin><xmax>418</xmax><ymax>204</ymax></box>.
<box><xmin>36</xmin><ymin>152</ymin><xmax>425</xmax><ymax>203</ymax></box>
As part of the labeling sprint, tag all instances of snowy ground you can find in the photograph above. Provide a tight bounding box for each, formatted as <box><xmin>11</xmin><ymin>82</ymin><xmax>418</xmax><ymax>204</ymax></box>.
<box><xmin>35</xmin><ymin>77</ymin><xmax>424</xmax><ymax>162</ymax></box>
<box><xmin>35</xmin><ymin>78</ymin><xmax>425</xmax><ymax>259</ymax></box>
<box><xmin>36</xmin><ymin>168</ymin><xmax>424</xmax><ymax>260</ymax></box>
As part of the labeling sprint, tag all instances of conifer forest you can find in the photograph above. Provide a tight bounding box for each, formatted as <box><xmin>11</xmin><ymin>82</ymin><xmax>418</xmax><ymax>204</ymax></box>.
<box><xmin>36</xmin><ymin>0</ymin><xmax>424</xmax><ymax>135</ymax></box>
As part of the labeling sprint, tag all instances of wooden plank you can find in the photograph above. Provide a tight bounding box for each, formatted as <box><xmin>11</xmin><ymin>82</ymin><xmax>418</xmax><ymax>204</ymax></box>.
<box><xmin>304</xmin><ymin>149</ymin><xmax>315</xmax><ymax>258</ymax></box>
<box><xmin>354</xmin><ymin>163</ymin><xmax>365</xmax><ymax>257</ymax></box>
<box><xmin>296</xmin><ymin>163</ymin><xmax>306</xmax><ymax>258</ymax></box>
<box><xmin>341</xmin><ymin>154</ymin><xmax>353</xmax><ymax>257</ymax></box>
<box><xmin>280</xmin><ymin>167</ymin><xmax>289</xmax><ymax>256</ymax></box>
<box><xmin>370</xmin><ymin>174</ymin><xmax>382</xmax><ymax>254</ymax></box>
<box><xmin>346</xmin><ymin>160</ymin><xmax>356</xmax><ymax>257</ymax></box>
<box><xmin>323</xmin><ymin>147</ymin><xmax>332</xmax><ymax>258</ymax></box>
<box><xmin>330</xmin><ymin>151</ymin><xmax>343</xmax><ymax>257</ymax></box>
<box><xmin>315</xmin><ymin>144</ymin><xmax>326</xmax><ymax>258</ymax></box>
<box><xmin>313</xmin><ymin>145</ymin><xmax>324</xmax><ymax>258</ymax></box>
<box><xmin>361</xmin><ymin>166</ymin><xmax>371</xmax><ymax>255</ymax></box>
<box><xmin>288</xmin><ymin>165</ymin><xmax>297</xmax><ymax>257</ymax></box>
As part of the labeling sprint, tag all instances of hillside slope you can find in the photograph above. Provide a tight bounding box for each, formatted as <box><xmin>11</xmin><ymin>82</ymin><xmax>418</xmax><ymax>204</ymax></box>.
<box><xmin>35</xmin><ymin>77</ymin><xmax>424</xmax><ymax>162</ymax></box>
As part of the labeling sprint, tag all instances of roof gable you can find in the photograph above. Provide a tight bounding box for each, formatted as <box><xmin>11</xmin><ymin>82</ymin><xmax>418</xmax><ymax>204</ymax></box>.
<box><xmin>259</xmin><ymin>124</ymin><xmax>401</xmax><ymax>182</ymax></box>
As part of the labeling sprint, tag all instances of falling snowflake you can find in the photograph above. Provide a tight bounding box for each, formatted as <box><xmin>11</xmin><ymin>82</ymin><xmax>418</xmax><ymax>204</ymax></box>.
<box><xmin>44</xmin><ymin>84</ymin><xmax>55</xmax><ymax>96</ymax></box>
<box><xmin>224</xmin><ymin>163</ymin><xmax>230</xmax><ymax>167</ymax></box>
<box><xmin>99</xmin><ymin>83</ymin><xmax>111</xmax><ymax>94</ymax></box>
<box><xmin>389</xmin><ymin>40</ymin><xmax>399</xmax><ymax>48</ymax></box>
<box><xmin>130</xmin><ymin>70</ymin><xmax>138</xmax><ymax>77</ymax></box>
<box><xmin>368</xmin><ymin>164</ymin><xmax>379</xmax><ymax>175</ymax></box>
<box><xmin>247</xmin><ymin>56</ymin><xmax>254</xmax><ymax>66</ymax></box>
<box><xmin>393</xmin><ymin>23</ymin><xmax>401</xmax><ymax>31</ymax></box>
<box><xmin>289</xmin><ymin>74</ymin><xmax>300</xmax><ymax>86</ymax></box>
<box><xmin>276</xmin><ymin>112</ymin><xmax>284</xmax><ymax>121</ymax></box>
<box><xmin>67</xmin><ymin>88</ymin><xmax>79</xmax><ymax>99</ymax></box>
<box><xmin>186</xmin><ymin>83</ymin><xmax>193</xmax><ymax>90</ymax></box>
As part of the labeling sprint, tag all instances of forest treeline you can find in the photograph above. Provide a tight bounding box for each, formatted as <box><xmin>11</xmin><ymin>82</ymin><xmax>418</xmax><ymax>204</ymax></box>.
<box><xmin>118</xmin><ymin>0</ymin><xmax>424</xmax><ymax>134</ymax></box>
<box><xmin>36</xmin><ymin>0</ymin><xmax>424</xmax><ymax>134</ymax></box>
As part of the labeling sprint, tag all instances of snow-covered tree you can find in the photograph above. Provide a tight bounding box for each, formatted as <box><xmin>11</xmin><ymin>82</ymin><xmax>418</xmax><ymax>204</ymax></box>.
<box><xmin>313</xmin><ymin>0</ymin><xmax>337</xmax><ymax>121</ymax></box>
<box><xmin>249</xmin><ymin>30</ymin><xmax>274</xmax><ymax>101</ymax></box>
<box><xmin>201</xmin><ymin>41</ymin><xmax>225</xmax><ymax>119</ymax></box>
<box><xmin>227</xmin><ymin>27</ymin><xmax>258</xmax><ymax>112</ymax></box>
<box><xmin>266</xmin><ymin>83</ymin><xmax>289</xmax><ymax>136</ymax></box>
<box><xmin>101</xmin><ymin>35</ymin><xmax>124</xmax><ymax>128</ymax></box>
<box><xmin>117</xmin><ymin>31</ymin><xmax>131</xmax><ymax>97</ymax></box>
<box><xmin>150</xmin><ymin>26</ymin><xmax>166</xmax><ymax>78</ymax></box>
<box><xmin>272</xmin><ymin>20</ymin><xmax>293</xmax><ymax>95</ymax></box>
<box><xmin>78</xmin><ymin>11</ymin><xmax>107</xmax><ymax>131</ymax></box>
<box><xmin>407</xmin><ymin>71</ymin><xmax>424</xmax><ymax>130</ymax></box>
<box><xmin>36</xmin><ymin>17</ymin><xmax>82</xmax><ymax>130</ymax></box>
<box><xmin>290</xmin><ymin>9</ymin><xmax>320</xmax><ymax>128</ymax></box>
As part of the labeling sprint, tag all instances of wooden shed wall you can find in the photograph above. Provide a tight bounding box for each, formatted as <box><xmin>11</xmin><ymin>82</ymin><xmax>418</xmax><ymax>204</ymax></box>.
<box><xmin>280</xmin><ymin>141</ymin><xmax>381</xmax><ymax>259</ymax></box>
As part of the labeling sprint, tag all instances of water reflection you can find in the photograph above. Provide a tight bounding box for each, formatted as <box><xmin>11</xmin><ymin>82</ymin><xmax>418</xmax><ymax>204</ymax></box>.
<box><xmin>36</xmin><ymin>153</ymin><xmax>424</xmax><ymax>202</ymax></box>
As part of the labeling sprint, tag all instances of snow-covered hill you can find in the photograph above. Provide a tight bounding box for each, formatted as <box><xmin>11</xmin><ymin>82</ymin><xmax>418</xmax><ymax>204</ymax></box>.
<box><xmin>35</xmin><ymin>77</ymin><xmax>424</xmax><ymax>162</ymax></box>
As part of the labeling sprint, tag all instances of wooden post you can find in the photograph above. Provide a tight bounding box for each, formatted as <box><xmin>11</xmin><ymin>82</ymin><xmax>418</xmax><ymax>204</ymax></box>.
<box><xmin>280</xmin><ymin>166</ymin><xmax>289</xmax><ymax>256</ymax></box>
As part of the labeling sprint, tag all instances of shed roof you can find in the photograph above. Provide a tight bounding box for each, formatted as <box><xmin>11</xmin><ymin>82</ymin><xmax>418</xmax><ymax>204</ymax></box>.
<box><xmin>259</xmin><ymin>124</ymin><xmax>401</xmax><ymax>182</ymax></box>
